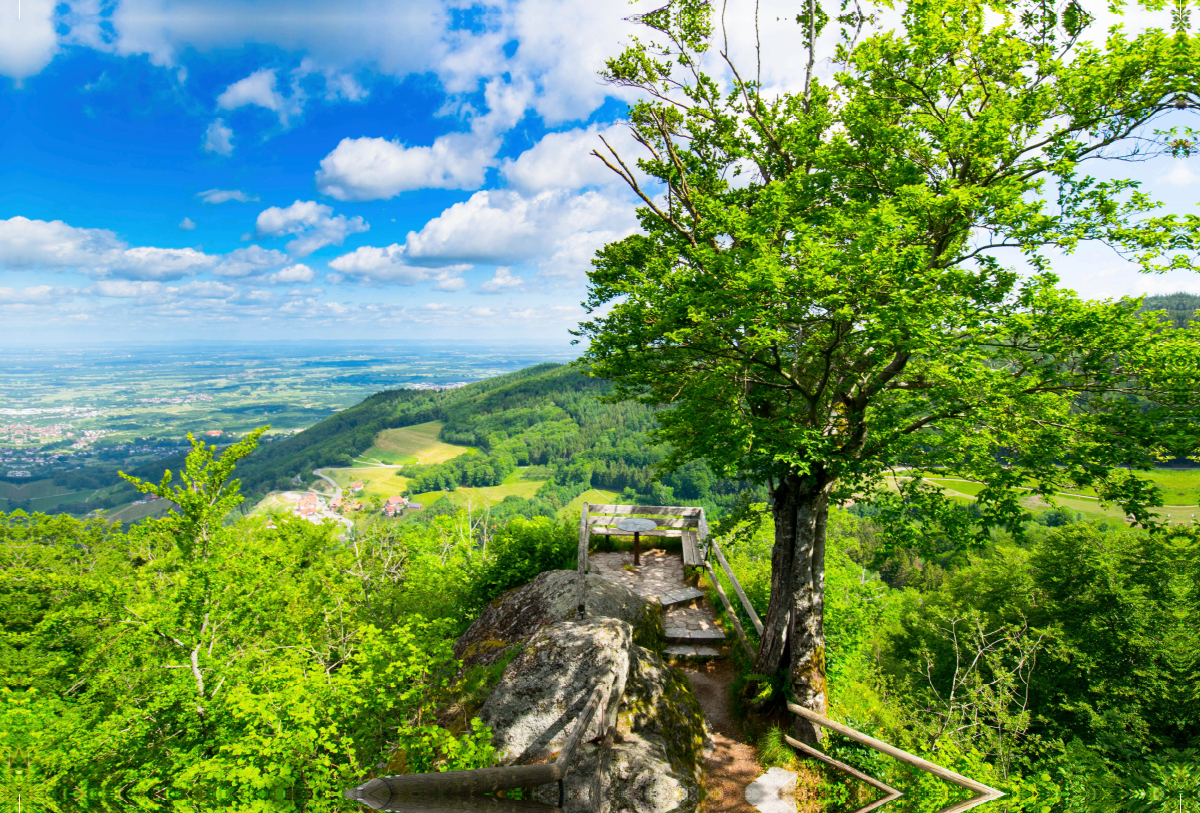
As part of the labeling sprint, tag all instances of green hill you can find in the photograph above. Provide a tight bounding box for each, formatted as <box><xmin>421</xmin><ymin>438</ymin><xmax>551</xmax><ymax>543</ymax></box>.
<box><xmin>1139</xmin><ymin>292</ymin><xmax>1200</xmax><ymax>327</ymax></box>
<box><xmin>232</xmin><ymin>362</ymin><xmax>759</xmax><ymax>514</ymax></box>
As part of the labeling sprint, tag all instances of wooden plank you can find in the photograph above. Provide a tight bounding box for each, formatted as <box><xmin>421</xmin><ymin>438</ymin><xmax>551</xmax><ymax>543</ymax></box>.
<box><xmin>577</xmin><ymin>502</ymin><xmax>590</xmax><ymax>576</ymax></box>
<box><xmin>704</xmin><ymin>561</ymin><xmax>754</xmax><ymax>659</ymax></box>
<box><xmin>348</xmin><ymin>763</ymin><xmax>562</xmax><ymax>804</ymax></box>
<box><xmin>556</xmin><ymin>684</ymin><xmax>606</xmax><ymax>768</ymax></box>
<box><xmin>786</xmin><ymin>702</ymin><xmax>1005</xmax><ymax>801</ymax></box>
<box><xmin>584</xmin><ymin>504</ymin><xmax>703</xmax><ymax>516</ymax></box>
<box><xmin>588</xmin><ymin>527</ymin><xmax>684</xmax><ymax>538</ymax></box>
<box><xmin>681</xmin><ymin>528</ymin><xmax>700</xmax><ymax>567</ymax></box>
<box><xmin>350</xmin><ymin>795</ymin><xmax>561</xmax><ymax>813</ymax></box>
<box><xmin>710</xmin><ymin>538</ymin><xmax>764</xmax><ymax>635</ymax></box>
<box><xmin>697</xmin><ymin>509</ymin><xmax>710</xmax><ymax>541</ymax></box>
<box><xmin>783</xmin><ymin>735</ymin><xmax>901</xmax><ymax>813</ymax></box>
<box><xmin>588</xmin><ymin>515</ymin><xmax>698</xmax><ymax>528</ymax></box>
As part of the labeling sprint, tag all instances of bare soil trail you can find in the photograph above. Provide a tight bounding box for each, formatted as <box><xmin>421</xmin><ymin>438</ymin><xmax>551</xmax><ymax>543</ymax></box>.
<box><xmin>682</xmin><ymin>660</ymin><xmax>760</xmax><ymax>813</ymax></box>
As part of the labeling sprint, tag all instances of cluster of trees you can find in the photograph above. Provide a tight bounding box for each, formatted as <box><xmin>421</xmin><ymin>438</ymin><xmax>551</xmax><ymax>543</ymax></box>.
<box><xmin>716</xmin><ymin>504</ymin><xmax>1200</xmax><ymax>805</ymax></box>
<box><xmin>403</xmin><ymin>452</ymin><xmax>517</xmax><ymax>494</ymax></box>
<box><xmin>4</xmin><ymin>433</ymin><xmax>577</xmax><ymax>808</ymax></box>
<box><xmin>578</xmin><ymin>0</ymin><xmax>1200</xmax><ymax>745</ymax></box>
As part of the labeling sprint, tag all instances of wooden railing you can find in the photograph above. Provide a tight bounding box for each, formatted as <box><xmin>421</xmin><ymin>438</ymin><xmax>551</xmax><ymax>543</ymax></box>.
<box><xmin>702</xmin><ymin>534</ymin><xmax>762</xmax><ymax>659</ymax></box>
<box><xmin>700</xmin><ymin>528</ymin><xmax>1004</xmax><ymax>813</ymax></box>
<box><xmin>785</xmin><ymin>704</ymin><xmax>1005</xmax><ymax>813</ymax></box>
<box><xmin>345</xmin><ymin>683</ymin><xmax>612</xmax><ymax>811</ymax></box>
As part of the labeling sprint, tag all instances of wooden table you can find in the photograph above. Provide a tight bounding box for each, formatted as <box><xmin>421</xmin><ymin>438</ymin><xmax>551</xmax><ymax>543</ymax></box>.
<box><xmin>615</xmin><ymin>517</ymin><xmax>657</xmax><ymax>566</ymax></box>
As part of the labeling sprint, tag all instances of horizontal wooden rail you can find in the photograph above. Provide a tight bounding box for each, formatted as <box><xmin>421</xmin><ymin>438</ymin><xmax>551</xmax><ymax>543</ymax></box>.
<box><xmin>347</xmin><ymin>685</ymin><xmax>607</xmax><ymax>809</ymax></box>
<box><xmin>586</xmin><ymin>504</ymin><xmax>703</xmax><ymax>516</ymax></box>
<box><xmin>588</xmin><ymin>515</ymin><xmax>699</xmax><ymax>529</ymax></box>
<box><xmin>786</xmin><ymin>702</ymin><xmax>1004</xmax><ymax>813</ymax></box>
<box><xmin>588</xmin><ymin>526</ymin><xmax>686</xmax><ymax>538</ymax></box>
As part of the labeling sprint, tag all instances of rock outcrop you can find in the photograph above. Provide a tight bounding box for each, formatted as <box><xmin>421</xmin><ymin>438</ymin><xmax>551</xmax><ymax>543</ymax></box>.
<box><xmin>454</xmin><ymin>570</ymin><xmax>664</xmax><ymax>671</ymax></box>
<box><xmin>466</xmin><ymin>572</ymin><xmax>709</xmax><ymax>813</ymax></box>
<box><xmin>479</xmin><ymin>617</ymin><xmax>632</xmax><ymax>764</ymax></box>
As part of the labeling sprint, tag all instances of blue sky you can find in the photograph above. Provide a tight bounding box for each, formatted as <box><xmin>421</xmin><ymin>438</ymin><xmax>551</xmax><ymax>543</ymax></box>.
<box><xmin>1</xmin><ymin>0</ymin><xmax>1198</xmax><ymax>344</ymax></box>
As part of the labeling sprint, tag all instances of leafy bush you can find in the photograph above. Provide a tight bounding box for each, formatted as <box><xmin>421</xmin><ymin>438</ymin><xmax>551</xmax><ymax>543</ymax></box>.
<box><xmin>465</xmin><ymin>516</ymin><xmax>577</xmax><ymax>612</ymax></box>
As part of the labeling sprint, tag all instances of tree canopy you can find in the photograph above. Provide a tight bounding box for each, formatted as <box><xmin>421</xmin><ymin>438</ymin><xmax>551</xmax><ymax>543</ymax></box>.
<box><xmin>578</xmin><ymin>0</ymin><xmax>1199</xmax><ymax>738</ymax></box>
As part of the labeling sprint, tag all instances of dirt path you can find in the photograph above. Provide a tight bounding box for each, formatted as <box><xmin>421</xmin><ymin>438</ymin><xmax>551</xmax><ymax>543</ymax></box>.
<box><xmin>681</xmin><ymin>660</ymin><xmax>760</xmax><ymax>813</ymax></box>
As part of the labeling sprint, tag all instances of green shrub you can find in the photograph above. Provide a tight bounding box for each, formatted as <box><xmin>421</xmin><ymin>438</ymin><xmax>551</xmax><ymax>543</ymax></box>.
<box><xmin>465</xmin><ymin>516</ymin><xmax>577</xmax><ymax>611</ymax></box>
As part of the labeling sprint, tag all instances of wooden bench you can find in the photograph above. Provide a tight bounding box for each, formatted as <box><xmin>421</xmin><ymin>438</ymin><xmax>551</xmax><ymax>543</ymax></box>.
<box><xmin>577</xmin><ymin>503</ymin><xmax>710</xmax><ymax>570</ymax></box>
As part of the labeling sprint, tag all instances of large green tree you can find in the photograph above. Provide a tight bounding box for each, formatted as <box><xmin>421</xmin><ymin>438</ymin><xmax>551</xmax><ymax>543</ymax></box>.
<box><xmin>578</xmin><ymin>0</ymin><xmax>1195</xmax><ymax>740</ymax></box>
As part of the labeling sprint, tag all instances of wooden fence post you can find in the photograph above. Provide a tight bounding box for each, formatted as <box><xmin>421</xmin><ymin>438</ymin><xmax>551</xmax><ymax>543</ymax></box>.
<box><xmin>577</xmin><ymin>502</ymin><xmax>590</xmax><ymax>617</ymax></box>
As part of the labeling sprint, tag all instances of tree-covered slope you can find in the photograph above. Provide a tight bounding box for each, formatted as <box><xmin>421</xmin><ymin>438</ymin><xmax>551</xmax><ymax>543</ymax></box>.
<box><xmin>232</xmin><ymin>361</ymin><xmax>758</xmax><ymax>512</ymax></box>
<box><xmin>1139</xmin><ymin>292</ymin><xmax>1200</xmax><ymax>327</ymax></box>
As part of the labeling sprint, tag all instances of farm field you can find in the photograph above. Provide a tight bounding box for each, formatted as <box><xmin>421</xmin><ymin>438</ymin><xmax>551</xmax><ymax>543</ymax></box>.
<box><xmin>907</xmin><ymin>472</ymin><xmax>1200</xmax><ymax>523</ymax></box>
<box><xmin>560</xmin><ymin>488</ymin><xmax>622</xmax><ymax>519</ymax></box>
<box><xmin>358</xmin><ymin>422</ymin><xmax>472</xmax><ymax>466</ymax></box>
<box><xmin>0</xmin><ymin>342</ymin><xmax>572</xmax><ymax>516</ymax></box>
<box><xmin>324</xmin><ymin>466</ymin><xmax>410</xmax><ymax>500</ymax></box>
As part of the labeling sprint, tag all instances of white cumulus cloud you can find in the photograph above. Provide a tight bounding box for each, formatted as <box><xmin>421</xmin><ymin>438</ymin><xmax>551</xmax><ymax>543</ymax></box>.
<box><xmin>89</xmin><ymin>279</ymin><xmax>167</xmax><ymax>298</ymax></box>
<box><xmin>0</xmin><ymin>285</ymin><xmax>74</xmax><ymax>304</ymax></box>
<box><xmin>198</xmin><ymin>188</ymin><xmax>257</xmax><ymax>204</ymax></box>
<box><xmin>267</xmin><ymin>264</ymin><xmax>316</xmax><ymax>284</ymax></box>
<box><xmin>179</xmin><ymin>217</ymin><xmax>196</xmax><ymax>230</ymax></box>
<box><xmin>0</xmin><ymin>0</ymin><xmax>58</xmax><ymax>83</ymax></box>
<box><xmin>316</xmin><ymin>133</ymin><xmax>498</xmax><ymax>201</ymax></box>
<box><xmin>0</xmin><ymin>216</ymin><xmax>215</xmax><ymax>280</ymax></box>
<box><xmin>255</xmin><ymin>200</ymin><xmax>369</xmax><ymax>257</ymax></box>
<box><xmin>327</xmin><ymin>243</ymin><xmax>472</xmax><ymax>285</ymax></box>
<box><xmin>502</xmin><ymin>123</ymin><xmax>637</xmax><ymax>193</ymax></box>
<box><xmin>477</xmin><ymin>267</ymin><xmax>524</xmax><ymax>293</ymax></box>
<box><xmin>213</xmin><ymin>245</ymin><xmax>289</xmax><ymax>278</ymax></box>
<box><xmin>400</xmin><ymin>188</ymin><xmax>637</xmax><ymax>276</ymax></box>
<box><xmin>203</xmin><ymin>119</ymin><xmax>234</xmax><ymax>155</ymax></box>
<box><xmin>217</xmin><ymin>68</ymin><xmax>304</xmax><ymax>125</ymax></box>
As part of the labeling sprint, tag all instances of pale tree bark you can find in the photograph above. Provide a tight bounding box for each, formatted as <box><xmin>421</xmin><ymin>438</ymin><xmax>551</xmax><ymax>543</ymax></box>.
<box><xmin>755</xmin><ymin>471</ymin><xmax>831</xmax><ymax>745</ymax></box>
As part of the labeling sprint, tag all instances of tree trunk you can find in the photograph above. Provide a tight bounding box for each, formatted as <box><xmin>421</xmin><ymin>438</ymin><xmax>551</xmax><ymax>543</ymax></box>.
<box><xmin>754</xmin><ymin>470</ymin><xmax>831</xmax><ymax>745</ymax></box>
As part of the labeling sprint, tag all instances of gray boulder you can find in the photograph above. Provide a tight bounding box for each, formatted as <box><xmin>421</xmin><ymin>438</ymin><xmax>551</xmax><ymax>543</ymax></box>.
<box><xmin>479</xmin><ymin>618</ymin><xmax>705</xmax><ymax>813</ymax></box>
<box><xmin>454</xmin><ymin>570</ymin><xmax>662</xmax><ymax>671</ymax></box>
<box><xmin>479</xmin><ymin>617</ymin><xmax>632</xmax><ymax>765</ymax></box>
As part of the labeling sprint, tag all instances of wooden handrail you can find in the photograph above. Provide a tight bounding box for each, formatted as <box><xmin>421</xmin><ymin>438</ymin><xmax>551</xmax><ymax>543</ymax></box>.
<box><xmin>786</xmin><ymin>702</ymin><xmax>1005</xmax><ymax>813</ymax></box>
<box><xmin>783</xmin><ymin>735</ymin><xmax>901</xmax><ymax>813</ymax></box>
<box><xmin>347</xmin><ymin>685</ymin><xmax>608</xmax><ymax>808</ymax></box>
<box><xmin>703</xmin><ymin>560</ymin><xmax>755</xmax><ymax>659</ymax></box>
<box><xmin>707</xmin><ymin>537</ymin><xmax>764</xmax><ymax>635</ymax></box>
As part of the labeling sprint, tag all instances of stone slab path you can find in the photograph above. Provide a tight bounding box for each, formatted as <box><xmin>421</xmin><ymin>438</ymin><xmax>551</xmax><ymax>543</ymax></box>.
<box><xmin>589</xmin><ymin>549</ymin><xmax>726</xmax><ymax>657</ymax></box>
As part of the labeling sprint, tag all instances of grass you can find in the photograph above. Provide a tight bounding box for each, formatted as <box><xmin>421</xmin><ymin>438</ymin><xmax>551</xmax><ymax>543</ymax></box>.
<box><xmin>408</xmin><ymin>480</ymin><xmax>548</xmax><ymax>509</ymax></box>
<box><xmin>106</xmin><ymin>500</ymin><xmax>171</xmax><ymax>523</ymax></box>
<box><xmin>559</xmin><ymin>488</ymin><xmax>621</xmax><ymax>520</ymax></box>
<box><xmin>370</xmin><ymin>422</ymin><xmax>472</xmax><ymax>465</ymax></box>
<box><xmin>906</xmin><ymin>470</ymin><xmax>1200</xmax><ymax>525</ymax></box>
<box><xmin>324</xmin><ymin>467</ymin><xmax>410</xmax><ymax>500</ymax></box>
<box><xmin>0</xmin><ymin>479</ymin><xmax>74</xmax><ymax>500</ymax></box>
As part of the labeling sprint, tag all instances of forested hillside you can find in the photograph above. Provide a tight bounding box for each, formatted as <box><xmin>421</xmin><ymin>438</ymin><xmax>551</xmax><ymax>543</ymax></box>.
<box><xmin>234</xmin><ymin>362</ymin><xmax>762</xmax><ymax>513</ymax></box>
<box><xmin>1139</xmin><ymin>292</ymin><xmax>1200</xmax><ymax>327</ymax></box>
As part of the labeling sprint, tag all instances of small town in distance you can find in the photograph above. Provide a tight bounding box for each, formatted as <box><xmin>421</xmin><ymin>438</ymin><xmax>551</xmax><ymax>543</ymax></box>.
<box><xmin>276</xmin><ymin>481</ymin><xmax>424</xmax><ymax>528</ymax></box>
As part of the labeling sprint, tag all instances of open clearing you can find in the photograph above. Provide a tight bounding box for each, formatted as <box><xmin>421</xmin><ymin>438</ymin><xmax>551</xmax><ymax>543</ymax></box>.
<box><xmin>559</xmin><ymin>488</ymin><xmax>622</xmax><ymax>520</ymax></box>
<box><xmin>325</xmin><ymin>466</ymin><xmax>410</xmax><ymax>499</ymax></box>
<box><xmin>362</xmin><ymin>422</ymin><xmax>471</xmax><ymax>466</ymax></box>
<box><xmin>898</xmin><ymin>471</ymin><xmax>1200</xmax><ymax>524</ymax></box>
<box><xmin>409</xmin><ymin>480</ymin><xmax>547</xmax><ymax>508</ymax></box>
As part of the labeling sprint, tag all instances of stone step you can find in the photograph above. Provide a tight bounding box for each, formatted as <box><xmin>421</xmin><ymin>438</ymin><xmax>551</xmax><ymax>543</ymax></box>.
<box><xmin>658</xmin><ymin>586</ymin><xmax>705</xmax><ymax>609</ymax></box>
<box><xmin>665</xmin><ymin>644</ymin><xmax>723</xmax><ymax>658</ymax></box>
<box><xmin>664</xmin><ymin>627</ymin><xmax>726</xmax><ymax>644</ymax></box>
